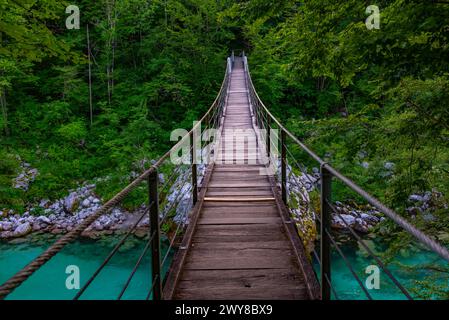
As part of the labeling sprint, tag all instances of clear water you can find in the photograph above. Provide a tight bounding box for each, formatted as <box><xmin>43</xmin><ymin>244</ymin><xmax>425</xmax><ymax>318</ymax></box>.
<box><xmin>313</xmin><ymin>239</ymin><xmax>449</xmax><ymax>300</ymax></box>
<box><xmin>0</xmin><ymin>235</ymin><xmax>173</xmax><ymax>300</ymax></box>
<box><xmin>1</xmin><ymin>236</ymin><xmax>447</xmax><ymax>300</ymax></box>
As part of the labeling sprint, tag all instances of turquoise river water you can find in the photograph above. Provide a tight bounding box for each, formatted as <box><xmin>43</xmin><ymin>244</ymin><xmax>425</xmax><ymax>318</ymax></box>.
<box><xmin>0</xmin><ymin>235</ymin><xmax>447</xmax><ymax>300</ymax></box>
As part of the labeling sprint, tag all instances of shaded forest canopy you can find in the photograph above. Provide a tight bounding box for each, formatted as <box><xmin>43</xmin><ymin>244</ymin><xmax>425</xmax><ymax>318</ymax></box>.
<box><xmin>1</xmin><ymin>0</ymin><xmax>449</xmax><ymax>244</ymax></box>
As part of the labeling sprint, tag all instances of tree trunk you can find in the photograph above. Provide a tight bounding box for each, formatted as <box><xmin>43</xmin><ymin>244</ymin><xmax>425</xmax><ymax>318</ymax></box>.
<box><xmin>105</xmin><ymin>0</ymin><xmax>116</xmax><ymax>105</ymax></box>
<box><xmin>87</xmin><ymin>24</ymin><xmax>93</xmax><ymax>127</ymax></box>
<box><xmin>0</xmin><ymin>87</ymin><xmax>9</xmax><ymax>136</ymax></box>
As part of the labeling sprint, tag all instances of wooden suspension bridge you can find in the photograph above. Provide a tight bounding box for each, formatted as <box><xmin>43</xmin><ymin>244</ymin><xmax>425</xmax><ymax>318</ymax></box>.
<box><xmin>0</xmin><ymin>52</ymin><xmax>448</xmax><ymax>300</ymax></box>
<box><xmin>163</xmin><ymin>57</ymin><xmax>318</xmax><ymax>300</ymax></box>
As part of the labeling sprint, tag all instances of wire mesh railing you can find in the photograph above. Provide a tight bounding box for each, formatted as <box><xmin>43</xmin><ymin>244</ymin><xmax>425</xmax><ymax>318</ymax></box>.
<box><xmin>0</xmin><ymin>56</ymin><xmax>233</xmax><ymax>300</ymax></box>
<box><xmin>242</xmin><ymin>52</ymin><xmax>449</xmax><ymax>300</ymax></box>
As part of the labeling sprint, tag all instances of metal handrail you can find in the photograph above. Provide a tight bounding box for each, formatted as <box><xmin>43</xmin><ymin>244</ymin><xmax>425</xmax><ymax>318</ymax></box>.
<box><xmin>0</xmin><ymin>57</ymin><xmax>233</xmax><ymax>300</ymax></box>
<box><xmin>242</xmin><ymin>52</ymin><xmax>449</xmax><ymax>300</ymax></box>
<box><xmin>3</xmin><ymin>53</ymin><xmax>448</xmax><ymax>301</ymax></box>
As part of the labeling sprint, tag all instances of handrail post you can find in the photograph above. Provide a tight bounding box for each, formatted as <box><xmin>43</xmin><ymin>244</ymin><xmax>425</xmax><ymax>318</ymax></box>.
<box><xmin>191</xmin><ymin>131</ymin><xmax>198</xmax><ymax>205</ymax></box>
<box><xmin>148</xmin><ymin>170</ymin><xmax>162</xmax><ymax>300</ymax></box>
<box><xmin>320</xmin><ymin>165</ymin><xmax>332</xmax><ymax>300</ymax></box>
<box><xmin>266</xmin><ymin>116</ymin><xmax>271</xmax><ymax>157</ymax></box>
<box><xmin>281</xmin><ymin>129</ymin><xmax>287</xmax><ymax>204</ymax></box>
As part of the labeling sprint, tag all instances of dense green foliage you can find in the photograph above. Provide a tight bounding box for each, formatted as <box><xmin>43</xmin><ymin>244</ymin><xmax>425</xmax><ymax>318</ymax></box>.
<box><xmin>1</xmin><ymin>0</ymin><xmax>449</xmax><ymax>243</ymax></box>
<box><xmin>227</xmin><ymin>0</ymin><xmax>449</xmax><ymax>239</ymax></box>
<box><xmin>1</xmin><ymin>0</ymin><xmax>234</xmax><ymax>209</ymax></box>
<box><xmin>1</xmin><ymin>0</ymin><xmax>449</xmax><ymax>299</ymax></box>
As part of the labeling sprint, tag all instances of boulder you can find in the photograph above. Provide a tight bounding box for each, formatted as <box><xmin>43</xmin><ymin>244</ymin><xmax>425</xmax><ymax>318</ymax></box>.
<box><xmin>64</xmin><ymin>192</ymin><xmax>80</xmax><ymax>213</ymax></box>
<box><xmin>32</xmin><ymin>223</ymin><xmax>42</xmax><ymax>231</ymax></box>
<box><xmin>384</xmin><ymin>162</ymin><xmax>395</xmax><ymax>170</ymax></box>
<box><xmin>409</xmin><ymin>194</ymin><xmax>424</xmax><ymax>202</ymax></box>
<box><xmin>332</xmin><ymin>214</ymin><xmax>356</xmax><ymax>229</ymax></box>
<box><xmin>39</xmin><ymin>199</ymin><xmax>50</xmax><ymax>208</ymax></box>
<box><xmin>361</xmin><ymin>161</ymin><xmax>369</xmax><ymax>169</ymax></box>
<box><xmin>423</xmin><ymin>213</ymin><xmax>436</xmax><ymax>222</ymax></box>
<box><xmin>354</xmin><ymin>218</ymin><xmax>369</xmax><ymax>233</ymax></box>
<box><xmin>360</xmin><ymin>213</ymin><xmax>379</xmax><ymax>224</ymax></box>
<box><xmin>37</xmin><ymin>216</ymin><xmax>51</xmax><ymax>225</ymax></box>
<box><xmin>82</xmin><ymin>198</ymin><xmax>90</xmax><ymax>208</ymax></box>
<box><xmin>13</xmin><ymin>222</ymin><xmax>32</xmax><ymax>237</ymax></box>
<box><xmin>0</xmin><ymin>221</ymin><xmax>13</xmax><ymax>231</ymax></box>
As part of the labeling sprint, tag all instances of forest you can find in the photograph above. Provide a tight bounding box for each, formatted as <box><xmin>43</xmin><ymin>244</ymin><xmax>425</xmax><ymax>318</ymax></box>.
<box><xmin>1</xmin><ymin>0</ymin><xmax>449</xmax><ymax>283</ymax></box>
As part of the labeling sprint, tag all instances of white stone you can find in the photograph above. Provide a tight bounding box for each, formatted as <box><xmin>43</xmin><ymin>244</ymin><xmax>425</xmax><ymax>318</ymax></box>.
<box><xmin>13</xmin><ymin>222</ymin><xmax>32</xmax><ymax>237</ymax></box>
<box><xmin>82</xmin><ymin>199</ymin><xmax>90</xmax><ymax>208</ymax></box>
<box><xmin>64</xmin><ymin>192</ymin><xmax>79</xmax><ymax>212</ymax></box>
<box><xmin>37</xmin><ymin>216</ymin><xmax>51</xmax><ymax>225</ymax></box>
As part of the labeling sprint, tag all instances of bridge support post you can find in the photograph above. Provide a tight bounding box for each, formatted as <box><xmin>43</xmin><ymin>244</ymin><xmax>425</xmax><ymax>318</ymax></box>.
<box><xmin>281</xmin><ymin>130</ymin><xmax>287</xmax><ymax>204</ymax></box>
<box><xmin>191</xmin><ymin>131</ymin><xmax>198</xmax><ymax>205</ymax></box>
<box><xmin>320</xmin><ymin>165</ymin><xmax>332</xmax><ymax>300</ymax></box>
<box><xmin>148</xmin><ymin>170</ymin><xmax>162</xmax><ymax>300</ymax></box>
<box><xmin>266</xmin><ymin>116</ymin><xmax>271</xmax><ymax>157</ymax></box>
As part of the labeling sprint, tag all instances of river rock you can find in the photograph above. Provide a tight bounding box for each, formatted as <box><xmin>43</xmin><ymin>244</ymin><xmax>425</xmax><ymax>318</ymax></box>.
<box><xmin>409</xmin><ymin>194</ymin><xmax>424</xmax><ymax>202</ymax></box>
<box><xmin>64</xmin><ymin>192</ymin><xmax>80</xmax><ymax>213</ymax></box>
<box><xmin>0</xmin><ymin>221</ymin><xmax>13</xmax><ymax>231</ymax></box>
<box><xmin>32</xmin><ymin>222</ymin><xmax>42</xmax><ymax>231</ymax></box>
<box><xmin>37</xmin><ymin>215</ymin><xmax>51</xmax><ymax>225</ymax></box>
<box><xmin>333</xmin><ymin>214</ymin><xmax>356</xmax><ymax>228</ymax></box>
<box><xmin>82</xmin><ymin>198</ymin><xmax>90</xmax><ymax>208</ymax></box>
<box><xmin>360</xmin><ymin>213</ymin><xmax>379</xmax><ymax>224</ymax></box>
<box><xmin>13</xmin><ymin>222</ymin><xmax>32</xmax><ymax>237</ymax></box>
<box><xmin>93</xmin><ymin>221</ymin><xmax>104</xmax><ymax>231</ymax></box>
<box><xmin>13</xmin><ymin>163</ymin><xmax>39</xmax><ymax>191</ymax></box>
<box><xmin>361</xmin><ymin>161</ymin><xmax>369</xmax><ymax>169</ymax></box>
<box><xmin>384</xmin><ymin>162</ymin><xmax>395</xmax><ymax>170</ymax></box>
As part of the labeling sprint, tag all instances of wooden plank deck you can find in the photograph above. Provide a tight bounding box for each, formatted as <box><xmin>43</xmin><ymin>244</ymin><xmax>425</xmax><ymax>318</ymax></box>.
<box><xmin>163</xmin><ymin>57</ymin><xmax>319</xmax><ymax>300</ymax></box>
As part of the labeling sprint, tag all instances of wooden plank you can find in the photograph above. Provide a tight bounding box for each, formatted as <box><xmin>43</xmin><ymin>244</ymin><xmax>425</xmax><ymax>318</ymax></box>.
<box><xmin>212</xmin><ymin>167</ymin><xmax>265</xmax><ymax>172</ymax></box>
<box><xmin>210</xmin><ymin>175</ymin><xmax>266</xmax><ymax>180</ymax></box>
<box><xmin>189</xmin><ymin>241</ymin><xmax>292</xmax><ymax>250</ymax></box>
<box><xmin>177</xmin><ymin>269</ymin><xmax>303</xmax><ymax>290</ymax></box>
<box><xmin>206</xmin><ymin>185</ymin><xmax>272</xmax><ymax>190</ymax></box>
<box><xmin>184</xmin><ymin>255</ymin><xmax>294</xmax><ymax>270</ymax></box>
<box><xmin>198</xmin><ymin>217</ymin><xmax>281</xmax><ymax>225</ymax></box>
<box><xmin>266</xmin><ymin>174</ymin><xmax>321</xmax><ymax>300</ymax></box>
<box><xmin>208</xmin><ymin>182</ymin><xmax>271</xmax><ymax>188</ymax></box>
<box><xmin>202</xmin><ymin>202</ymin><xmax>277</xmax><ymax>208</ymax></box>
<box><xmin>167</xmin><ymin>57</ymin><xmax>315</xmax><ymax>301</ymax></box>
<box><xmin>194</xmin><ymin>223</ymin><xmax>285</xmax><ymax>236</ymax></box>
<box><xmin>174</xmin><ymin>287</ymin><xmax>307</xmax><ymax>300</ymax></box>
<box><xmin>162</xmin><ymin>162</ymin><xmax>215</xmax><ymax>300</ymax></box>
<box><xmin>201</xmin><ymin>206</ymin><xmax>279</xmax><ymax>215</ymax></box>
<box><xmin>204</xmin><ymin>197</ymin><xmax>275</xmax><ymax>202</ymax></box>
<box><xmin>186</xmin><ymin>247</ymin><xmax>294</xmax><ymax>259</ymax></box>
<box><xmin>201</xmin><ymin>210</ymin><xmax>278</xmax><ymax>219</ymax></box>
<box><xmin>206</xmin><ymin>190</ymin><xmax>273</xmax><ymax>196</ymax></box>
<box><xmin>193</xmin><ymin>233</ymin><xmax>287</xmax><ymax>243</ymax></box>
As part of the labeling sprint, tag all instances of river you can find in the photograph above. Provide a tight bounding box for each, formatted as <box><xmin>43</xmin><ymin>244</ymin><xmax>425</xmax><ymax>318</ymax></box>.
<box><xmin>1</xmin><ymin>235</ymin><xmax>447</xmax><ymax>300</ymax></box>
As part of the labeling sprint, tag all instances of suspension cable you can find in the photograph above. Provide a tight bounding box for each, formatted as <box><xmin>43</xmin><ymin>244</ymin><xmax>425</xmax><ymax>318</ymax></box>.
<box><xmin>243</xmin><ymin>53</ymin><xmax>449</xmax><ymax>264</ymax></box>
<box><xmin>325</xmin><ymin>200</ymin><xmax>413</xmax><ymax>299</ymax></box>
<box><xmin>74</xmin><ymin>204</ymin><xmax>153</xmax><ymax>300</ymax></box>
<box><xmin>0</xmin><ymin>58</ymin><xmax>232</xmax><ymax>300</ymax></box>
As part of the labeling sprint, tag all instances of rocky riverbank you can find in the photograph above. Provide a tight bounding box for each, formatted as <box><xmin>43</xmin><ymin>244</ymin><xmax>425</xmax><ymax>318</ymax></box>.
<box><xmin>282</xmin><ymin>164</ymin><xmax>384</xmax><ymax>239</ymax></box>
<box><xmin>0</xmin><ymin>183</ymin><xmax>144</xmax><ymax>240</ymax></box>
<box><xmin>2</xmin><ymin>157</ymin><xmax>445</xmax><ymax>245</ymax></box>
<box><xmin>0</xmin><ymin>159</ymin><xmax>206</xmax><ymax>241</ymax></box>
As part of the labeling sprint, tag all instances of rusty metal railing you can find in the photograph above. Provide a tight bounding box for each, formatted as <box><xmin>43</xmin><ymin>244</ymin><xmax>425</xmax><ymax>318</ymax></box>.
<box><xmin>0</xmin><ymin>56</ymin><xmax>233</xmax><ymax>300</ymax></box>
<box><xmin>242</xmin><ymin>52</ymin><xmax>449</xmax><ymax>300</ymax></box>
